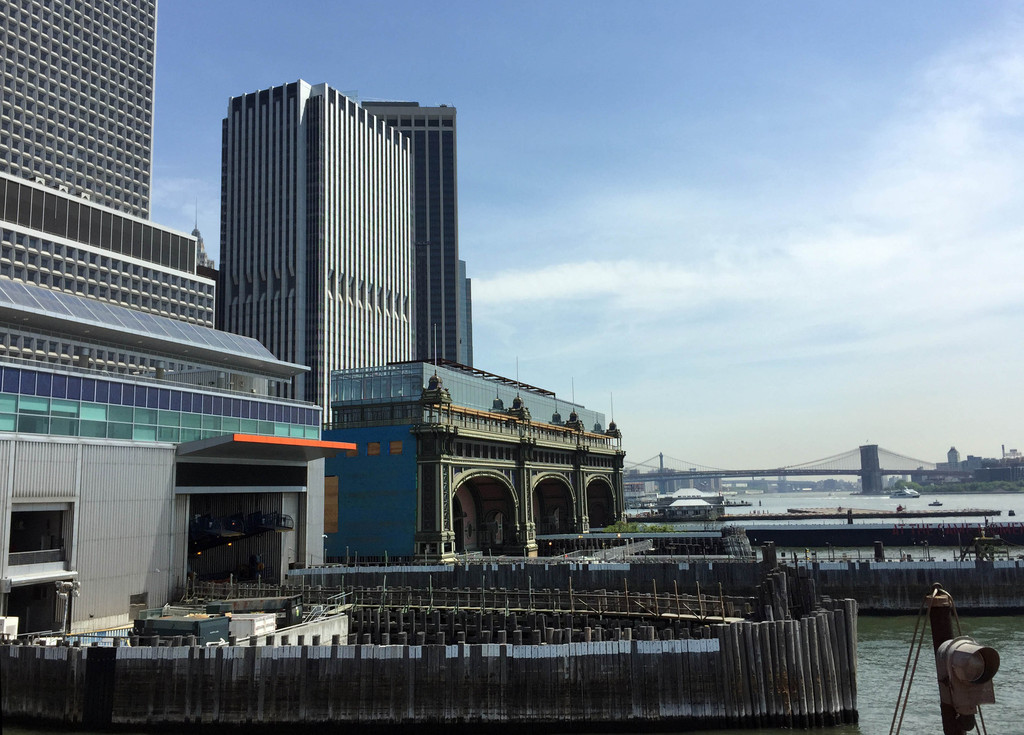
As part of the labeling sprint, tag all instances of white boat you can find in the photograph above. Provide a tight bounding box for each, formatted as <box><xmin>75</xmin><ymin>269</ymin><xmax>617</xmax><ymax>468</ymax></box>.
<box><xmin>890</xmin><ymin>488</ymin><xmax>920</xmax><ymax>498</ymax></box>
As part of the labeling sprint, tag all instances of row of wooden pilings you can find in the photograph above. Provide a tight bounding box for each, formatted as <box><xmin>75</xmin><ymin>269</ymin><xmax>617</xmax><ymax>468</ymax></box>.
<box><xmin>1</xmin><ymin>606</ymin><xmax>857</xmax><ymax>731</ymax></box>
<box><xmin>347</xmin><ymin>605</ymin><xmax>721</xmax><ymax>646</ymax></box>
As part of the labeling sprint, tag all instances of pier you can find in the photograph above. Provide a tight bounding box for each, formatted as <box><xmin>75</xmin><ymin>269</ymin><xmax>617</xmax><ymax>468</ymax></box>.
<box><xmin>1</xmin><ymin>566</ymin><xmax>858</xmax><ymax>732</ymax></box>
<box><xmin>722</xmin><ymin>507</ymin><xmax>1001</xmax><ymax>521</ymax></box>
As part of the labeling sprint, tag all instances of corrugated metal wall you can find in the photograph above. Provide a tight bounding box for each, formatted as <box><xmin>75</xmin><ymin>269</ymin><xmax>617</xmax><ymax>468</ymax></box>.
<box><xmin>0</xmin><ymin>439</ymin><xmax>12</xmax><ymax>581</ymax></box>
<box><xmin>74</xmin><ymin>442</ymin><xmax>177</xmax><ymax>624</ymax></box>
<box><xmin>11</xmin><ymin>439</ymin><xmax>80</xmax><ymax>499</ymax></box>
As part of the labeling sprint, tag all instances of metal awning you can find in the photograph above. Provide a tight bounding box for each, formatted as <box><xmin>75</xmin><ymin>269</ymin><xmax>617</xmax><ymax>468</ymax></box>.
<box><xmin>176</xmin><ymin>433</ymin><xmax>356</xmax><ymax>462</ymax></box>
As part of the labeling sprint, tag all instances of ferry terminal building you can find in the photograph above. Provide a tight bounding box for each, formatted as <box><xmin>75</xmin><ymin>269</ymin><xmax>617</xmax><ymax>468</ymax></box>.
<box><xmin>323</xmin><ymin>361</ymin><xmax>625</xmax><ymax>563</ymax></box>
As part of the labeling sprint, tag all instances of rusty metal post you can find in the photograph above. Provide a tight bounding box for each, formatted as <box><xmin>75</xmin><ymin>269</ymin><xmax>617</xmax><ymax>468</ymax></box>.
<box><xmin>928</xmin><ymin>584</ymin><xmax>965</xmax><ymax>735</ymax></box>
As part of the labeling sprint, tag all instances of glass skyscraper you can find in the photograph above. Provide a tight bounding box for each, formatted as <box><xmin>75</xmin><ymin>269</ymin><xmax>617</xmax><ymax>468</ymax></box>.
<box><xmin>1</xmin><ymin>0</ymin><xmax>156</xmax><ymax>219</ymax></box>
<box><xmin>362</xmin><ymin>102</ymin><xmax>473</xmax><ymax>366</ymax></box>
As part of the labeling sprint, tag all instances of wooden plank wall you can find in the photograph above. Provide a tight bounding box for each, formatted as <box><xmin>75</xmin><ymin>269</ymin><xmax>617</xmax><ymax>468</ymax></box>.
<box><xmin>0</xmin><ymin>601</ymin><xmax>857</xmax><ymax>731</ymax></box>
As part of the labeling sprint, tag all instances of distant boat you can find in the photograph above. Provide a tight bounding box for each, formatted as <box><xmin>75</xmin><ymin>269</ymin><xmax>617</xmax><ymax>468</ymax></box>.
<box><xmin>1010</xmin><ymin>510</ymin><xmax>1017</xmax><ymax>517</ymax></box>
<box><xmin>928</xmin><ymin>500</ymin><xmax>943</xmax><ymax>507</ymax></box>
<box><xmin>890</xmin><ymin>488</ymin><xmax>920</xmax><ymax>498</ymax></box>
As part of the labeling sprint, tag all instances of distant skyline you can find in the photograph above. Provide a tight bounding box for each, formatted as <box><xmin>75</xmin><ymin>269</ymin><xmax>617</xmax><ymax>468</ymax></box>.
<box><xmin>150</xmin><ymin>1</ymin><xmax>1024</xmax><ymax>469</ymax></box>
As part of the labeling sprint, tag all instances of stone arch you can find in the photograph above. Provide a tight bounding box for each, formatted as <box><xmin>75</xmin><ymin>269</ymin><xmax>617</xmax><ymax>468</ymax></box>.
<box><xmin>532</xmin><ymin>474</ymin><xmax>575</xmax><ymax>535</ymax></box>
<box><xmin>585</xmin><ymin>476</ymin><xmax>616</xmax><ymax>529</ymax></box>
<box><xmin>453</xmin><ymin>471</ymin><xmax>518</xmax><ymax>554</ymax></box>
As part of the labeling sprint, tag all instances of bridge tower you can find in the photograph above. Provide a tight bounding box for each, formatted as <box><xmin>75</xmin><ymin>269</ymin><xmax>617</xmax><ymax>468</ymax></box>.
<box><xmin>859</xmin><ymin>444</ymin><xmax>883</xmax><ymax>495</ymax></box>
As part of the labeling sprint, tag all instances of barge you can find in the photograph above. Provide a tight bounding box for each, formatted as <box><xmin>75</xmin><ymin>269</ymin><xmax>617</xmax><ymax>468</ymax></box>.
<box><xmin>734</xmin><ymin>521</ymin><xmax>1024</xmax><ymax>548</ymax></box>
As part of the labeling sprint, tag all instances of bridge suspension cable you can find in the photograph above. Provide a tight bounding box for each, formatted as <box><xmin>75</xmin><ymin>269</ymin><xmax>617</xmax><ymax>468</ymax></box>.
<box><xmin>876</xmin><ymin>446</ymin><xmax>936</xmax><ymax>470</ymax></box>
<box><xmin>627</xmin><ymin>445</ymin><xmax>938</xmax><ymax>475</ymax></box>
<box><xmin>783</xmin><ymin>448</ymin><xmax>863</xmax><ymax>472</ymax></box>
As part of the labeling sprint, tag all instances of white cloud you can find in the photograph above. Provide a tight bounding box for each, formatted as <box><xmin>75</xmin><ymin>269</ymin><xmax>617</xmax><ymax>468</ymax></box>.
<box><xmin>470</xmin><ymin>20</ymin><xmax>1024</xmax><ymax>465</ymax></box>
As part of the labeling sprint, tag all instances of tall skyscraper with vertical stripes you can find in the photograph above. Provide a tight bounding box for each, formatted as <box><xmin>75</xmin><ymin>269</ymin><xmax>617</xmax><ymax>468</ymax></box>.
<box><xmin>362</xmin><ymin>102</ymin><xmax>473</xmax><ymax>366</ymax></box>
<box><xmin>1</xmin><ymin>0</ymin><xmax>156</xmax><ymax>219</ymax></box>
<box><xmin>218</xmin><ymin>81</ymin><xmax>413</xmax><ymax>411</ymax></box>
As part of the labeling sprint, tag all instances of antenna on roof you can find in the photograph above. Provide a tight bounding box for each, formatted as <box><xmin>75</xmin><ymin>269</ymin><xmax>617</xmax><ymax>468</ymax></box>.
<box><xmin>194</xmin><ymin>198</ymin><xmax>198</xmax><ymax>230</ymax></box>
<box><xmin>610</xmin><ymin>392</ymin><xmax>615</xmax><ymax>422</ymax></box>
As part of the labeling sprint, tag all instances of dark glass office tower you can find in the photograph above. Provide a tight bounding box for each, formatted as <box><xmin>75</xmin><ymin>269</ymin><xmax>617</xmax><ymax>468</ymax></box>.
<box><xmin>363</xmin><ymin>102</ymin><xmax>473</xmax><ymax>366</ymax></box>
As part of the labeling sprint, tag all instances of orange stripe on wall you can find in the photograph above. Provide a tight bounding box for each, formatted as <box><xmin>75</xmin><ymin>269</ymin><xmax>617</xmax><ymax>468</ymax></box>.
<box><xmin>232</xmin><ymin>433</ymin><xmax>356</xmax><ymax>451</ymax></box>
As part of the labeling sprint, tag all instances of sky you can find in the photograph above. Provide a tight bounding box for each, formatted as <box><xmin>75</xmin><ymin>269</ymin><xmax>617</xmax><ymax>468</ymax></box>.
<box><xmin>149</xmin><ymin>1</ymin><xmax>1024</xmax><ymax>470</ymax></box>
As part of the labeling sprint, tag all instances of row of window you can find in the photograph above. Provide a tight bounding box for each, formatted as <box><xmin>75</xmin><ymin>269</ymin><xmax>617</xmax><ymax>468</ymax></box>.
<box><xmin>1</xmin><ymin>393</ymin><xmax>314</xmax><ymax>441</ymax></box>
<box><xmin>3</xmin><ymin>414</ymin><xmax>314</xmax><ymax>443</ymax></box>
<box><xmin>6</xmin><ymin>57</ymin><xmax>152</xmax><ymax>113</ymax></box>
<box><xmin>0</xmin><ymin>365</ymin><xmax>320</xmax><ymax>426</ymax></box>
<box><xmin>0</xmin><ymin>330</ymin><xmax>226</xmax><ymax>380</ymax></box>
<box><xmin>382</xmin><ymin>118</ymin><xmax>455</xmax><ymax>129</ymax></box>
<box><xmin>1</xmin><ymin>179</ymin><xmax>198</xmax><ymax>273</ymax></box>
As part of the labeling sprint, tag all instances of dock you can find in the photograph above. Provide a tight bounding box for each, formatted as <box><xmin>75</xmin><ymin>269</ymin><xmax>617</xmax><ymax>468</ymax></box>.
<box><xmin>723</xmin><ymin>507</ymin><xmax>1001</xmax><ymax>522</ymax></box>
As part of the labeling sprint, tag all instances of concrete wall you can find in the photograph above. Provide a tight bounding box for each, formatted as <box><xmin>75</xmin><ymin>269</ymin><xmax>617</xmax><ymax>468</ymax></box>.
<box><xmin>0</xmin><ymin>602</ymin><xmax>856</xmax><ymax>730</ymax></box>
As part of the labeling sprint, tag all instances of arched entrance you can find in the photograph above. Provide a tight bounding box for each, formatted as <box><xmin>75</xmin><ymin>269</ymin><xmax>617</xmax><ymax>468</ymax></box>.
<box><xmin>586</xmin><ymin>478</ymin><xmax>616</xmax><ymax>529</ymax></box>
<box><xmin>532</xmin><ymin>477</ymin><xmax>574</xmax><ymax>534</ymax></box>
<box><xmin>453</xmin><ymin>474</ymin><xmax>517</xmax><ymax>554</ymax></box>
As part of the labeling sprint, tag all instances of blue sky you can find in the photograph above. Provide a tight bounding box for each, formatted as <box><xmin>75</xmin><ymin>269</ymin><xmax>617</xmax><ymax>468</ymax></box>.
<box><xmin>150</xmin><ymin>1</ymin><xmax>1024</xmax><ymax>469</ymax></box>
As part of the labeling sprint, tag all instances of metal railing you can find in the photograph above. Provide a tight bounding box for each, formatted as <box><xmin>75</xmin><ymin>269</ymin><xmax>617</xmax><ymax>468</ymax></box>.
<box><xmin>8</xmin><ymin>548</ymin><xmax>65</xmax><ymax>565</ymax></box>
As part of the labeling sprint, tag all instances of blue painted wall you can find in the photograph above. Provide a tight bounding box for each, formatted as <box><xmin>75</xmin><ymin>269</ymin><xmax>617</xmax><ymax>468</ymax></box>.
<box><xmin>323</xmin><ymin>425</ymin><xmax>418</xmax><ymax>558</ymax></box>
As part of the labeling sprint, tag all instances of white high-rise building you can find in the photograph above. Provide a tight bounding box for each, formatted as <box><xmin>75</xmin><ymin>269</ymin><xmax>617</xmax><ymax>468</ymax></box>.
<box><xmin>218</xmin><ymin>81</ymin><xmax>414</xmax><ymax>411</ymax></box>
<box><xmin>1</xmin><ymin>0</ymin><xmax>156</xmax><ymax>218</ymax></box>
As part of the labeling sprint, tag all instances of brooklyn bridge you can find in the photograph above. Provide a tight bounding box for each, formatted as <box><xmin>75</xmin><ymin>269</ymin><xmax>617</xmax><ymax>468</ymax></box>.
<box><xmin>624</xmin><ymin>444</ymin><xmax>966</xmax><ymax>494</ymax></box>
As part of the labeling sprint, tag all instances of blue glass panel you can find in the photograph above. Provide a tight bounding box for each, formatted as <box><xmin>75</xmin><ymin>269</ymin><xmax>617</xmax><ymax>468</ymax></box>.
<box><xmin>157</xmin><ymin>427</ymin><xmax>179</xmax><ymax>442</ymax></box>
<box><xmin>107</xmin><ymin>423</ymin><xmax>132</xmax><ymax>439</ymax></box>
<box><xmin>2</xmin><ymin>368</ymin><xmax>19</xmax><ymax>392</ymax></box>
<box><xmin>80</xmin><ymin>420</ymin><xmax>105</xmax><ymax>438</ymax></box>
<box><xmin>67</xmin><ymin>376</ymin><xmax>81</xmax><ymax>400</ymax></box>
<box><xmin>109</xmin><ymin>383</ymin><xmax>123</xmax><ymax>406</ymax></box>
<box><xmin>180</xmin><ymin>412</ymin><xmax>201</xmax><ymax>428</ymax></box>
<box><xmin>239</xmin><ymin>400</ymin><xmax>249</xmax><ymax>419</ymax></box>
<box><xmin>17</xmin><ymin>415</ymin><xmax>49</xmax><ymax>433</ymax></box>
<box><xmin>36</xmin><ymin>373</ymin><xmax>51</xmax><ymax>397</ymax></box>
<box><xmin>20</xmin><ymin>371</ymin><xmax>36</xmax><ymax>395</ymax></box>
<box><xmin>231</xmin><ymin>398</ymin><xmax>241</xmax><ymax>418</ymax></box>
<box><xmin>180</xmin><ymin>428</ymin><xmax>202</xmax><ymax>443</ymax></box>
<box><xmin>52</xmin><ymin>374</ymin><xmax>67</xmax><ymax>399</ymax></box>
<box><xmin>132</xmin><ymin>425</ymin><xmax>157</xmax><ymax>441</ymax></box>
<box><xmin>212</xmin><ymin>395</ymin><xmax>223</xmax><ymax>416</ymax></box>
<box><xmin>169</xmin><ymin>390</ymin><xmax>180</xmax><ymax>411</ymax></box>
<box><xmin>257</xmin><ymin>402</ymin><xmax>267</xmax><ymax>420</ymax></box>
<box><xmin>203</xmin><ymin>394</ymin><xmax>213</xmax><ymax>414</ymax></box>
<box><xmin>50</xmin><ymin>418</ymin><xmax>79</xmax><ymax>436</ymax></box>
<box><xmin>95</xmin><ymin>380</ymin><xmax>109</xmax><ymax>404</ymax></box>
<box><xmin>147</xmin><ymin>387</ymin><xmax>159</xmax><ymax>408</ymax></box>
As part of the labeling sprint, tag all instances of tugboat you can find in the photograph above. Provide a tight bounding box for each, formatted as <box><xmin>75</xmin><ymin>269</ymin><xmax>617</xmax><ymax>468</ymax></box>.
<box><xmin>929</xmin><ymin>499</ymin><xmax>943</xmax><ymax>507</ymax></box>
